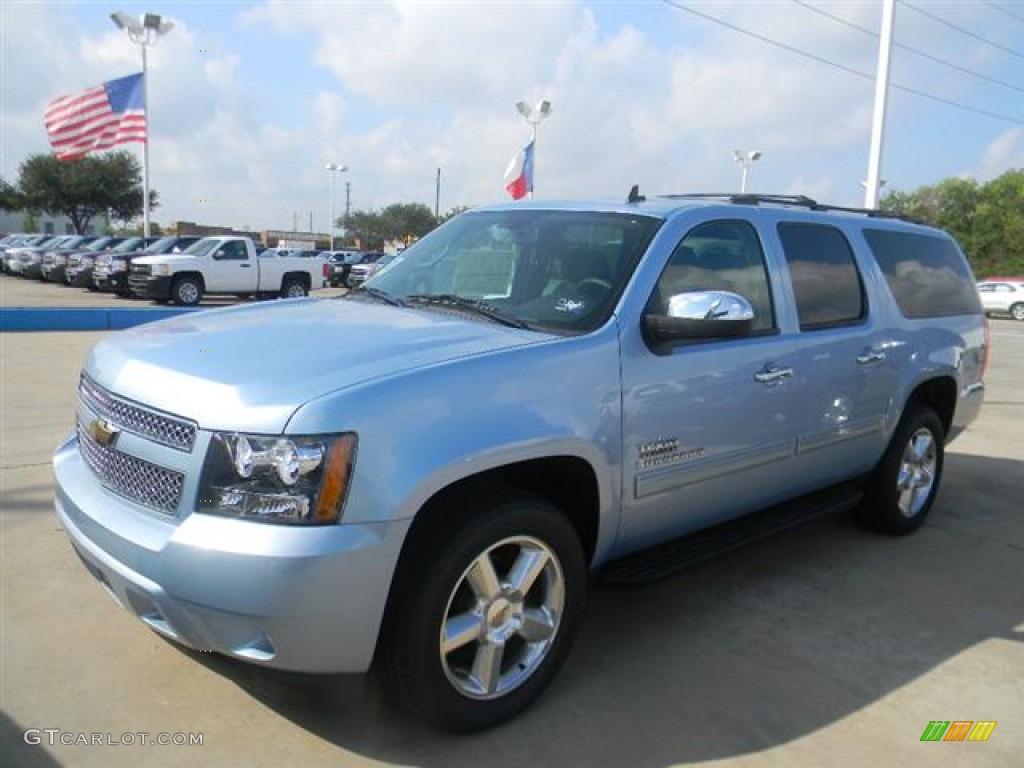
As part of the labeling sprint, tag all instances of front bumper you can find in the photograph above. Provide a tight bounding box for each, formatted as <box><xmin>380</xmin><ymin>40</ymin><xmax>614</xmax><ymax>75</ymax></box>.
<box><xmin>68</xmin><ymin>267</ymin><xmax>95</xmax><ymax>288</ymax></box>
<box><xmin>53</xmin><ymin>434</ymin><xmax>409</xmax><ymax>673</ymax></box>
<box><xmin>94</xmin><ymin>269</ymin><xmax>128</xmax><ymax>293</ymax></box>
<box><xmin>128</xmin><ymin>274</ymin><xmax>173</xmax><ymax>300</ymax></box>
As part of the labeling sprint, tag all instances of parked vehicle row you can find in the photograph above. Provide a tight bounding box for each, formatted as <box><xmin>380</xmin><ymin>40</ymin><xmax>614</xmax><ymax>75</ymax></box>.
<box><xmin>1</xmin><ymin>233</ymin><xmax>330</xmax><ymax>305</ymax></box>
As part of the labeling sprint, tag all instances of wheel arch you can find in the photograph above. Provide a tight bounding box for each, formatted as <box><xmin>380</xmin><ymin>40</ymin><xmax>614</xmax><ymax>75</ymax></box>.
<box><xmin>173</xmin><ymin>270</ymin><xmax>205</xmax><ymax>290</ymax></box>
<box><xmin>282</xmin><ymin>271</ymin><xmax>311</xmax><ymax>289</ymax></box>
<box><xmin>905</xmin><ymin>376</ymin><xmax>957</xmax><ymax>439</ymax></box>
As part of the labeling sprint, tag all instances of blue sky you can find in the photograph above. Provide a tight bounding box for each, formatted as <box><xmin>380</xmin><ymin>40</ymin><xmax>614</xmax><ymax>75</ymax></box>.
<box><xmin>3</xmin><ymin>1</ymin><xmax>1023</xmax><ymax>232</ymax></box>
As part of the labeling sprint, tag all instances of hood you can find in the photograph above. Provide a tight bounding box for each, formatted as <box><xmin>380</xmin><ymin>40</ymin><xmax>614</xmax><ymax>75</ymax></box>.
<box><xmin>132</xmin><ymin>253</ymin><xmax>196</xmax><ymax>267</ymax></box>
<box><xmin>85</xmin><ymin>298</ymin><xmax>549</xmax><ymax>433</ymax></box>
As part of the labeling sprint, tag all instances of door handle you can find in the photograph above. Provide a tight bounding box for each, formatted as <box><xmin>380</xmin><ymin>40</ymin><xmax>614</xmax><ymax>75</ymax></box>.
<box><xmin>857</xmin><ymin>348</ymin><xmax>886</xmax><ymax>365</ymax></box>
<box><xmin>240</xmin><ymin>263</ymin><xmax>252</xmax><ymax>268</ymax></box>
<box><xmin>754</xmin><ymin>366</ymin><xmax>794</xmax><ymax>384</ymax></box>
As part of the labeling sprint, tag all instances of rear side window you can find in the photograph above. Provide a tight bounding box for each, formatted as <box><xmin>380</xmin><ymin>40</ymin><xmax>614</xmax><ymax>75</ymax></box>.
<box><xmin>862</xmin><ymin>229</ymin><xmax>982</xmax><ymax>318</ymax></box>
<box><xmin>778</xmin><ymin>223</ymin><xmax>865</xmax><ymax>330</ymax></box>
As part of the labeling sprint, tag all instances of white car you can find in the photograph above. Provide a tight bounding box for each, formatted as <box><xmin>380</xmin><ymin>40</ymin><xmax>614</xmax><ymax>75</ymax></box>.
<box><xmin>977</xmin><ymin>280</ymin><xmax>1024</xmax><ymax>321</ymax></box>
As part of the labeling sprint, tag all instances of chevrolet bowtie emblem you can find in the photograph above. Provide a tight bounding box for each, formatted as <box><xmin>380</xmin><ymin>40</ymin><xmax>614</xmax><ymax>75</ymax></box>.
<box><xmin>88</xmin><ymin>418</ymin><xmax>120</xmax><ymax>447</ymax></box>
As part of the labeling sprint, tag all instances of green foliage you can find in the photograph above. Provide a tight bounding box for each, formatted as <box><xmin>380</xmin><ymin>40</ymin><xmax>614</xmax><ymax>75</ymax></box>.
<box><xmin>15</xmin><ymin>151</ymin><xmax>157</xmax><ymax>235</ymax></box>
<box><xmin>0</xmin><ymin>177</ymin><xmax>22</xmax><ymax>212</ymax></box>
<box><xmin>21</xmin><ymin>212</ymin><xmax>40</xmax><ymax>233</ymax></box>
<box><xmin>341</xmin><ymin>202</ymin><xmax>440</xmax><ymax>249</ymax></box>
<box><xmin>880</xmin><ymin>170</ymin><xmax>1024</xmax><ymax>277</ymax></box>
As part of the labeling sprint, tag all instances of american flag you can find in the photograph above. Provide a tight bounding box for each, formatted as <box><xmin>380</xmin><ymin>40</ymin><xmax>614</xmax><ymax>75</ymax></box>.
<box><xmin>43</xmin><ymin>73</ymin><xmax>146</xmax><ymax>161</ymax></box>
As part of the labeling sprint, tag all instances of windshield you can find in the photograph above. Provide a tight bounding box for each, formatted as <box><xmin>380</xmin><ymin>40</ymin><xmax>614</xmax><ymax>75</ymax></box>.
<box><xmin>144</xmin><ymin>236</ymin><xmax>178</xmax><ymax>253</ymax></box>
<box><xmin>366</xmin><ymin>209</ymin><xmax>662</xmax><ymax>333</ymax></box>
<box><xmin>85</xmin><ymin>237</ymin><xmax>117</xmax><ymax>251</ymax></box>
<box><xmin>111</xmin><ymin>238</ymin><xmax>145</xmax><ymax>253</ymax></box>
<box><xmin>182</xmin><ymin>239</ymin><xmax>220</xmax><ymax>257</ymax></box>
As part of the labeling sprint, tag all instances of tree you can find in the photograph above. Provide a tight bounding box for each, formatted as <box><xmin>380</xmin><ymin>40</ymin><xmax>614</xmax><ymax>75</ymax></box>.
<box><xmin>879</xmin><ymin>170</ymin><xmax>1024</xmax><ymax>277</ymax></box>
<box><xmin>438</xmin><ymin>205</ymin><xmax>472</xmax><ymax>224</ymax></box>
<box><xmin>341</xmin><ymin>202</ymin><xmax>440</xmax><ymax>249</ymax></box>
<box><xmin>15</xmin><ymin>150</ymin><xmax>157</xmax><ymax>234</ymax></box>
<box><xmin>0</xmin><ymin>177</ymin><xmax>22</xmax><ymax>212</ymax></box>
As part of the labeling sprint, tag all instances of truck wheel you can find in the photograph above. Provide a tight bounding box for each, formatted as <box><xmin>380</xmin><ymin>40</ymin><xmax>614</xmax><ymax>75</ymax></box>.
<box><xmin>281</xmin><ymin>277</ymin><xmax>308</xmax><ymax>299</ymax></box>
<box><xmin>1010</xmin><ymin>303</ymin><xmax>1024</xmax><ymax>321</ymax></box>
<box><xmin>858</xmin><ymin>403</ymin><xmax>944</xmax><ymax>535</ymax></box>
<box><xmin>377</xmin><ymin>489</ymin><xmax>586</xmax><ymax>732</ymax></box>
<box><xmin>172</xmin><ymin>276</ymin><xmax>203</xmax><ymax>306</ymax></box>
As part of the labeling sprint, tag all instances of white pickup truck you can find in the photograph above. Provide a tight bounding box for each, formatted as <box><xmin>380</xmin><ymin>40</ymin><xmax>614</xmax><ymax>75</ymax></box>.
<box><xmin>127</xmin><ymin>236</ymin><xmax>327</xmax><ymax>306</ymax></box>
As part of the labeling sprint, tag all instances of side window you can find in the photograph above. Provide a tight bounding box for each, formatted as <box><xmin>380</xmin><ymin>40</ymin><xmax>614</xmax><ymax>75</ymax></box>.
<box><xmin>862</xmin><ymin>228</ymin><xmax>981</xmax><ymax>318</ymax></box>
<box><xmin>778</xmin><ymin>223</ymin><xmax>865</xmax><ymax>330</ymax></box>
<box><xmin>977</xmin><ymin>284</ymin><xmax>993</xmax><ymax>293</ymax></box>
<box><xmin>995</xmin><ymin>284</ymin><xmax>1012</xmax><ymax>293</ymax></box>
<box><xmin>221</xmin><ymin>241</ymin><xmax>247</xmax><ymax>260</ymax></box>
<box><xmin>650</xmin><ymin>219</ymin><xmax>775</xmax><ymax>333</ymax></box>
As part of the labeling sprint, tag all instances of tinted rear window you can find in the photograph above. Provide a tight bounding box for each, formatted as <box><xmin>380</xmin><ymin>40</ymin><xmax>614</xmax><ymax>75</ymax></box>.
<box><xmin>778</xmin><ymin>223</ymin><xmax>865</xmax><ymax>330</ymax></box>
<box><xmin>862</xmin><ymin>229</ymin><xmax>981</xmax><ymax>318</ymax></box>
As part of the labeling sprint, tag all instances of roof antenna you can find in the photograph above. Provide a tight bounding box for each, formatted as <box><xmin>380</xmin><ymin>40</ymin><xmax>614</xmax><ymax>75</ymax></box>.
<box><xmin>627</xmin><ymin>184</ymin><xmax>645</xmax><ymax>204</ymax></box>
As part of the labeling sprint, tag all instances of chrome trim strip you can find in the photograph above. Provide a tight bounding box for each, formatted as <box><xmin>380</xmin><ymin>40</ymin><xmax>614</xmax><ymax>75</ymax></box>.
<box><xmin>797</xmin><ymin>415</ymin><xmax>884</xmax><ymax>455</ymax></box>
<box><xmin>635</xmin><ymin>438</ymin><xmax>795</xmax><ymax>499</ymax></box>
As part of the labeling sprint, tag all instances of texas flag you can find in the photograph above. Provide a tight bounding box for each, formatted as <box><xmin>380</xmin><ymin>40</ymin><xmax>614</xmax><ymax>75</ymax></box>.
<box><xmin>503</xmin><ymin>138</ymin><xmax>534</xmax><ymax>200</ymax></box>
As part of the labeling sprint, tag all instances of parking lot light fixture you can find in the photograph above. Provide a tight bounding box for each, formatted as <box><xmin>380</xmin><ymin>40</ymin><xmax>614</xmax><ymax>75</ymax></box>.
<box><xmin>325</xmin><ymin>163</ymin><xmax>348</xmax><ymax>250</ymax></box>
<box><xmin>732</xmin><ymin>149</ymin><xmax>762</xmax><ymax>194</ymax></box>
<box><xmin>110</xmin><ymin>10</ymin><xmax>174</xmax><ymax>238</ymax></box>
<box><xmin>515</xmin><ymin>99</ymin><xmax>553</xmax><ymax>198</ymax></box>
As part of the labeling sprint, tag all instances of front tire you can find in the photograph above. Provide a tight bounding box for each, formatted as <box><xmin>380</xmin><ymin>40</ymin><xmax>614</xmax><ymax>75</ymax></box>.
<box><xmin>171</xmin><ymin>275</ymin><xmax>203</xmax><ymax>306</ymax></box>
<box><xmin>377</xmin><ymin>488</ymin><xmax>586</xmax><ymax>732</ymax></box>
<box><xmin>858</xmin><ymin>403</ymin><xmax>944</xmax><ymax>535</ymax></box>
<box><xmin>1010</xmin><ymin>302</ymin><xmax>1024</xmax><ymax>321</ymax></box>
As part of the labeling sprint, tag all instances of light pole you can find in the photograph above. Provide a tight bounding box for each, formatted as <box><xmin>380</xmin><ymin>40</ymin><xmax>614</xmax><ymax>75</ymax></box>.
<box><xmin>515</xmin><ymin>99</ymin><xmax>552</xmax><ymax>198</ymax></box>
<box><xmin>732</xmin><ymin>149</ymin><xmax>762</xmax><ymax>194</ymax></box>
<box><xmin>325</xmin><ymin>163</ymin><xmax>347</xmax><ymax>250</ymax></box>
<box><xmin>110</xmin><ymin>11</ymin><xmax>174</xmax><ymax>238</ymax></box>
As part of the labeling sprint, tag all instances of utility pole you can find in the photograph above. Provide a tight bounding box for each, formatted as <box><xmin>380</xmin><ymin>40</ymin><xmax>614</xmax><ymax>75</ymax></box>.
<box><xmin>345</xmin><ymin>181</ymin><xmax>351</xmax><ymax>219</ymax></box>
<box><xmin>865</xmin><ymin>0</ymin><xmax>895</xmax><ymax>209</ymax></box>
<box><xmin>435</xmin><ymin>168</ymin><xmax>441</xmax><ymax>219</ymax></box>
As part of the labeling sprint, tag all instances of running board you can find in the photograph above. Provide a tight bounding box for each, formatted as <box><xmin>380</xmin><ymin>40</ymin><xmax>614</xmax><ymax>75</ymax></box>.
<box><xmin>599</xmin><ymin>484</ymin><xmax>863</xmax><ymax>587</ymax></box>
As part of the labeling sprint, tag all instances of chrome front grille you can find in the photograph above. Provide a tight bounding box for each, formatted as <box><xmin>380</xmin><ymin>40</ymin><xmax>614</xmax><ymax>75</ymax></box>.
<box><xmin>77</xmin><ymin>422</ymin><xmax>184</xmax><ymax>515</ymax></box>
<box><xmin>79</xmin><ymin>374</ymin><xmax>196</xmax><ymax>451</ymax></box>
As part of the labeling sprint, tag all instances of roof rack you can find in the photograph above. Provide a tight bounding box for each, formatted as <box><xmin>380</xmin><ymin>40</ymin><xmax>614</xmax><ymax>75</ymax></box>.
<box><xmin>657</xmin><ymin>192</ymin><xmax>918</xmax><ymax>222</ymax></box>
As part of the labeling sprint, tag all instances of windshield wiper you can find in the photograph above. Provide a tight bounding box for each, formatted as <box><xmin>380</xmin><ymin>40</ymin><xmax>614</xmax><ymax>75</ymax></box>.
<box><xmin>406</xmin><ymin>294</ymin><xmax>532</xmax><ymax>330</ymax></box>
<box><xmin>348</xmin><ymin>286</ymin><xmax>406</xmax><ymax>306</ymax></box>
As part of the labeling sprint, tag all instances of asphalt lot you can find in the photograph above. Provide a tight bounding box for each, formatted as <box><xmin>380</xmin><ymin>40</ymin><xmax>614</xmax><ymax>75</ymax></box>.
<box><xmin>0</xmin><ymin>311</ymin><xmax>1021</xmax><ymax>767</ymax></box>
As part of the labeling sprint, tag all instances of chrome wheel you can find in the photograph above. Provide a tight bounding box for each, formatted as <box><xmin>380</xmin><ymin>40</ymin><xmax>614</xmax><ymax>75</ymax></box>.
<box><xmin>896</xmin><ymin>427</ymin><xmax>937</xmax><ymax>518</ymax></box>
<box><xmin>177</xmin><ymin>281</ymin><xmax>200</xmax><ymax>304</ymax></box>
<box><xmin>1011</xmin><ymin>303</ymin><xmax>1024</xmax><ymax>321</ymax></box>
<box><xmin>439</xmin><ymin>535</ymin><xmax>564</xmax><ymax>700</ymax></box>
<box><xmin>285</xmin><ymin>282</ymin><xmax>306</xmax><ymax>298</ymax></box>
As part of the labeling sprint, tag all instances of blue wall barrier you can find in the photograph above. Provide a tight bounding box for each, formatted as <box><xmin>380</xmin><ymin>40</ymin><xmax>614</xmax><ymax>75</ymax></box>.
<box><xmin>0</xmin><ymin>307</ymin><xmax>204</xmax><ymax>332</ymax></box>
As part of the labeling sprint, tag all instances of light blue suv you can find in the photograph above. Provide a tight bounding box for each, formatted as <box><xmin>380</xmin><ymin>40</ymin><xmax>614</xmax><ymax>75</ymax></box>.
<box><xmin>54</xmin><ymin>192</ymin><xmax>987</xmax><ymax>731</ymax></box>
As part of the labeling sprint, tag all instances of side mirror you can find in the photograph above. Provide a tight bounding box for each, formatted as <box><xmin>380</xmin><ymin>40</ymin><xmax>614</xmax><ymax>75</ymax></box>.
<box><xmin>171</xmin><ymin>247</ymin><xmax>181</xmax><ymax>254</ymax></box>
<box><xmin>644</xmin><ymin>290</ymin><xmax>755</xmax><ymax>343</ymax></box>
<box><xmin>212</xmin><ymin>249</ymin><xmax>225</xmax><ymax>259</ymax></box>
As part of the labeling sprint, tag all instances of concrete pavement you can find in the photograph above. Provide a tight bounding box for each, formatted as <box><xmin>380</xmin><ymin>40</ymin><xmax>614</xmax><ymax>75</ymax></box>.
<box><xmin>1</xmin><ymin>322</ymin><xmax>1022</xmax><ymax>767</ymax></box>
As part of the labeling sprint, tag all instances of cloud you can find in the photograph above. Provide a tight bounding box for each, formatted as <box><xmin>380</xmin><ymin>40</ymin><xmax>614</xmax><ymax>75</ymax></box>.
<box><xmin>974</xmin><ymin>128</ymin><xmax>1024</xmax><ymax>182</ymax></box>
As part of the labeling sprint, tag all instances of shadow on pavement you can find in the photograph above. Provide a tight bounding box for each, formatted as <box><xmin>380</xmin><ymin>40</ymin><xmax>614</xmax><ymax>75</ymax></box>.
<box><xmin>174</xmin><ymin>451</ymin><xmax>1023</xmax><ymax>766</ymax></box>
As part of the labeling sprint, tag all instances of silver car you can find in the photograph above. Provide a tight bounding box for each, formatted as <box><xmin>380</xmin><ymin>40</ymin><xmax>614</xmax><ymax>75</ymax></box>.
<box><xmin>55</xmin><ymin>193</ymin><xmax>986</xmax><ymax>731</ymax></box>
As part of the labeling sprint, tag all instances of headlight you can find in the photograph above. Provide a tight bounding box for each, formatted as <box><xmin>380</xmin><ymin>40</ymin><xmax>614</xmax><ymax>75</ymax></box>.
<box><xmin>111</xmin><ymin>259</ymin><xmax>127</xmax><ymax>270</ymax></box>
<box><xmin>152</xmin><ymin>264</ymin><xmax>171</xmax><ymax>276</ymax></box>
<box><xmin>197</xmin><ymin>432</ymin><xmax>357</xmax><ymax>525</ymax></box>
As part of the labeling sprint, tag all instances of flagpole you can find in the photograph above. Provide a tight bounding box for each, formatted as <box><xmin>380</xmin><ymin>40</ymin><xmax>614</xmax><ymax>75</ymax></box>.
<box><xmin>514</xmin><ymin>100</ymin><xmax>551</xmax><ymax>200</ymax></box>
<box><xmin>142</xmin><ymin>44</ymin><xmax>150</xmax><ymax>238</ymax></box>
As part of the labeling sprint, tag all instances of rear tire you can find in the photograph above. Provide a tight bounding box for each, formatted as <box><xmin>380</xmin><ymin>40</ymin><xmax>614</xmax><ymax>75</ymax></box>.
<box><xmin>377</xmin><ymin>487</ymin><xmax>586</xmax><ymax>732</ymax></box>
<box><xmin>858</xmin><ymin>403</ymin><xmax>944</xmax><ymax>535</ymax></box>
<box><xmin>1011</xmin><ymin>303</ymin><xmax>1024</xmax><ymax>321</ymax></box>
<box><xmin>280</xmin><ymin>277</ymin><xmax>308</xmax><ymax>299</ymax></box>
